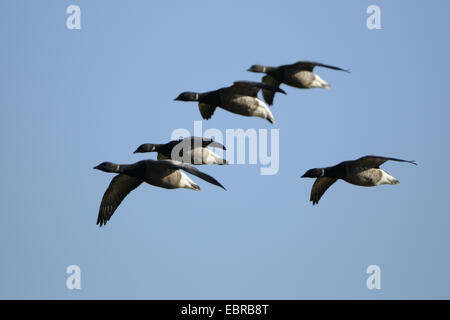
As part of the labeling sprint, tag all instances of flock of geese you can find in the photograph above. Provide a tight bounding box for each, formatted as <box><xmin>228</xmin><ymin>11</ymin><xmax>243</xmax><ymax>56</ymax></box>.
<box><xmin>94</xmin><ymin>60</ymin><xmax>417</xmax><ymax>227</ymax></box>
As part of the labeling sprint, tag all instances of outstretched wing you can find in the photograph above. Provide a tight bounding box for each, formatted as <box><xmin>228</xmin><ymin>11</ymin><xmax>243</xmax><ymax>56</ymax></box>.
<box><xmin>198</xmin><ymin>102</ymin><xmax>216</xmax><ymax>120</ymax></box>
<box><xmin>261</xmin><ymin>75</ymin><xmax>282</xmax><ymax>105</ymax></box>
<box><xmin>97</xmin><ymin>174</ymin><xmax>143</xmax><ymax>227</ymax></box>
<box><xmin>206</xmin><ymin>140</ymin><xmax>226</xmax><ymax>150</ymax></box>
<box><xmin>288</xmin><ymin>61</ymin><xmax>350</xmax><ymax>73</ymax></box>
<box><xmin>310</xmin><ymin>177</ymin><xmax>338</xmax><ymax>205</ymax></box>
<box><xmin>183</xmin><ymin>136</ymin><xmax>226</xmax><ymax>150</ymax></box>
<box><xmin>353</xmin><ymin>155</ymin><xmax>417</xmax><ymax>168</ymax></box>
<box><xmin>230</xmin><ymin>81</ymin><xmax>286</xmax><ymax>97</ymax></box>
<box><xmin>158</xmin><ymin>160</ymin><xmax>226</xmax><ymax>190</ymax></box>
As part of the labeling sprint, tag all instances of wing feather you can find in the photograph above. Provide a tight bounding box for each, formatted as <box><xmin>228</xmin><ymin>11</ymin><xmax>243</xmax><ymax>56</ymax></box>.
<box><xmin>97</xmin><ymin>174</ymin><xmax>143</xmax><ymax>227</ymax></box>
<box><xmin>157</xmin><ymin>160</ymin><xmax>226</xmax><ymax>190</ymax></box>
<box><xmin>230</xmin><ymin>81</ymin><xmax>286</xmax><ymax>97</ymax></box>
<box><xmin>288</xmin><ymin>61</ymin><xmax>350</xmax><ymax>73</ymax></box>
<box><xmin>310</xmin><ymin>177</ymin><xmax>338</xmax><ymax>205</ymax></box>
<box><xmin>183</xmin><ymin>136</ymin><xmax>226</xmax><ymax>150</ymax></box>
<box><xmin>353</xmin><ymin>155</ymin><xmax>417</xmax><ymax>168</ymax></box>
<box><xmin>261</xmin><ymin>75</ymin><xmax>281</xmax><ymax>105</ymax></box>
<box><xmin>198</xmin><ymin>103</ymin><xmax>216</xmax><ymax>120</ymax></box>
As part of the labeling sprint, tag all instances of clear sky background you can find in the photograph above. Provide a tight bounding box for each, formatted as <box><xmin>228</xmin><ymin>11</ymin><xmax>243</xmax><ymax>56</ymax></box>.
<box><xmin>1</xmin><ymin>0</ymin><xmax>449</xmax><ymax>299</ymax></box>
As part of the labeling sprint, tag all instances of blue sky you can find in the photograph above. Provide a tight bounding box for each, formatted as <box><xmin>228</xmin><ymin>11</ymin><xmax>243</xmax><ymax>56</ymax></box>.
<box><xmin>1</xmin><ymin>0</ymin><xmax>449</xmax><ymax>299</ymax></box>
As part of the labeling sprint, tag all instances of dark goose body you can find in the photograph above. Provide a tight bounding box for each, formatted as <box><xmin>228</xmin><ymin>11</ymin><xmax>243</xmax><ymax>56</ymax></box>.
<box><xmin>175</xmin><ymin>81</ymin><xmax>286</xmax><ymax>123</ymax></box>
<box><xmin>134</xmin><ymin>137</ymin><xmax>227</xmax><ymax>165</ymax></box>
<box><xmin>301</xmin><ymin>155</ymin><xmax>417</xmax><ymax>205</ymax></box>
<box><xmin>248</xmin><ymin>60</ymin><xmax>350</xmax><ymax>105</ymax></box>
<box><xmin>93</xmin><ymin>159</ymin><xmax>225</xmax><ymax>227</ymax></box>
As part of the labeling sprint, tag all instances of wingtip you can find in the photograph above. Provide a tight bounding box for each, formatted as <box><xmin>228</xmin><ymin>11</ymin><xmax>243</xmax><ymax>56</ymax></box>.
<box><xmin>216</xmin><ymin>182</ymin><xmax>227</xmax><ymax>190</ymax></box>
<box><xmin>97</xmin><ymin>213</ymin><xmax>108</xmax><ymax>227</ymax></box>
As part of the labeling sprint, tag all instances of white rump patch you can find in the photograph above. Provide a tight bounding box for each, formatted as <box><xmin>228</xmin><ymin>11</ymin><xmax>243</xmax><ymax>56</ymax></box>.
<box><xmin>179</xmin><ymin>171</ymin><xmax>200</xmax><ymax>190</ymax></box>
<box><xmin>311</xmin><ymin>74</ymin><xmax>330</xmax><ymax>89</ymax></box>
<box><xmin>254</xmin><ymin>98</ymin><xmax>275</xmax><ymax>123</ymax></box>
<box><xmin>378</xmin><ymin>170</ymin><xmax>400</xmax><ymax>185</ymax></box>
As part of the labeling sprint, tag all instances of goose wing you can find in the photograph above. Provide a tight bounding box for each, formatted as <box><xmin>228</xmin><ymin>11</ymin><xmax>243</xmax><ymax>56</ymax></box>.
<box><xmin>205</xmin><ymin>140</ymin><xmax>226</xmax><ymax>150</ymax></box>
<box><xmin>353</xmin><ymin>155</ymin><xmax>417</xmax><ymax>168</ymax></box>
<box><xmin>97</xmin><ymin>174</ymin><xmax>143</xmax><ymax>227</ymax></box>
<box><xmin>183</xmin><ymin>136</ymin><xmax>226</xmax><ymax>150</ymax></box>
<box><xmin>288</xmin><ymin>61</ymin><xmax>350</xmax><ymax>73</ymax></box>
<box><xmin>229</xmin><ymin>81</ymin><xmax>286</xmax><ymax>97</ymax></box>
<box><xmin>310</xmin><ymin>177</ymin><xmax>338</xmax><ymax>205</ymax></box>
<box><xmin>198</xmin><ymin>102</ymin><xmax>217</xmax><ymax>120</ymax></box>
<box><xmin>261</xmin><ymin>75</ymin><xmax>282</xmax><ymax>105</ymax></box>
<box><xmin>157</xmin><ymin>160</ymin><xmax>226</xmax><ymax>190</ymax></box>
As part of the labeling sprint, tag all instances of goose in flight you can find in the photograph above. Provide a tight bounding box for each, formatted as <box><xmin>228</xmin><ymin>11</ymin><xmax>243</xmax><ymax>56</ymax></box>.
<box><xmin>301</xmin><ymin>155</ymin><xmax>417</xmax><ymax>205</ymax></box>
<box><xmin>247</xmin><ymin>60</ymin><xmax>350</xmax><ymax>105</ymax></box>
<box><xmin>94</xmin><ymin>159</ymin><xmax>225</xmax><ymax>227</ymax></box>
<box><xmin>174</xmin><ymin>81</ymin><xmax>286</xmax><ymax>123</ymax></box>
<box><xmin>134</xmin><ymin>136</ymin><xmax>227</xmax><ymax>165</ymax></box>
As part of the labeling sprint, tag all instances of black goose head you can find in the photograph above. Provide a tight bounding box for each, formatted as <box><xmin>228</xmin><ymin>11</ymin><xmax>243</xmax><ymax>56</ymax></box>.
<box><xmin>174</xmin><ymin>92</ymin><xmax>200</xmax><ymax>102</ymax></box>
<box><xmin>301</xmin><ymin>168</ymin><xmax>324</xmax><ymax>178</ymax></box>
<box><xmin>247</xmin><ymin>64</ymin><xmax>266</xmax><ymax>73</ymax></box>
<box><xmin>133</xmin><ymin>143</ymin><xmax>158</xmax><ymax>154</ymax></box>
<box><xmin>94</xmin><ymin>161</ymin><xmax>119</xmax><ymax>173</ymax></box>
